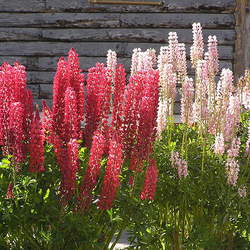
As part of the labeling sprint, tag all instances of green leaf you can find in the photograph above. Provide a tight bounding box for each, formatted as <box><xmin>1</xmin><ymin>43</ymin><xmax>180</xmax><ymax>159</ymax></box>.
<box><xmin>43</xmin><ymin>188</ymin><xmax>50</xmax><ymax>201</ymax></box>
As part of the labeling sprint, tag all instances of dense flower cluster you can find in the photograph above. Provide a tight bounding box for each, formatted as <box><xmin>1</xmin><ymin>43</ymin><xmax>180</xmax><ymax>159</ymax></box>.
<box><xmin>1</xmin><ymin>22</ymin><xmax>249</xmax><ymax>211</ymax></box>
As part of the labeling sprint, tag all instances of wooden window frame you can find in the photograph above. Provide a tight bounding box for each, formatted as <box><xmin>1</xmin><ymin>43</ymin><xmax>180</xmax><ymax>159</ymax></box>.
<box><xmin>89</xmin><ymin>0</ymin><xmax>162</xmax><ymax>5</ymax></box>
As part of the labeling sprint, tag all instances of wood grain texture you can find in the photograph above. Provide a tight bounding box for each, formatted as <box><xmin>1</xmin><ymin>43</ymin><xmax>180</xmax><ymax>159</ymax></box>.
<box><xmin>0</xmin><ymin>0</ymin><xmax>236</xmax><ymax>13</ymax></box>
<box><xmin>45</xmin><ymin>0</ymin><xmax>236</xmax><ymax>13</ymax></box>
<box><xmin>0</xmin><ymin>42</ymin><xmax>234</xmax><ymax>59</ymax></box>
<box><xmin>0</xmin><ymin>13</ymin><xmax>235</xmax><ymax>29</ymax></box>
<box><xmin>0</xmin><ymin>28</ymin><xmax>235</xmax><ymax>45</ymax></box>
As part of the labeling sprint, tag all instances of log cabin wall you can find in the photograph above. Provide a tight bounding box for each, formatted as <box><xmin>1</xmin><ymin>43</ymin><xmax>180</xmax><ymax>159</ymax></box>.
<box><xmin>0</xmin><ymin>0</ymin><xmax>240</xmax><ymax>110</ymax></box>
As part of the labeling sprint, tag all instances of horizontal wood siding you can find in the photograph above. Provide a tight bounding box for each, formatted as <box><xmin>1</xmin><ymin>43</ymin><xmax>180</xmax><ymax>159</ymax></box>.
<box><xmin>0</xmin><ymin>0</ymin><xmax>236</xmax><ymax>111</ymax></box>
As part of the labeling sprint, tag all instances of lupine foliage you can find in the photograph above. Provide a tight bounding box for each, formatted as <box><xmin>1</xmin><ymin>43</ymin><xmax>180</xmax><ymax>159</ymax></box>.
<box><xmin>0</xmin><ymin>24</ymin><xmax>249</xmax><ymax>249</ymax></box>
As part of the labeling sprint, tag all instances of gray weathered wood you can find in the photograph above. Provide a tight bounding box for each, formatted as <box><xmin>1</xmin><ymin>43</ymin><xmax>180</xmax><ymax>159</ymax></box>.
<box><xmin>0</xmin><ymin>0</ymin><xmax>235</xmax><ymax>13</ymax></box>
<box><xmin>27</xmin><ymin>84</ymin><xmax>40</xmax><ymax>98</ymax></box>
<box><xmin>45</xmin><ymin>0</ymin><xmax>236</xmax><ymax>13</ymax></box>
<box><xmin>41</xmin><ymin>29</ymin><xmax>235</xmax><ymax>45</ymax></box>
<box><xmin>0</xmin><ymin>56</ymin><xmax>232</xmax><ymax>72</ymax></box>
<box><xmin>0</xmin><ymin>13</ymin><xmax>235</xmax><ymax>29</ymax></box>
<box><xmin>0</xmin><ymin>28</ymin><xmax>235</xmax><ymax>45</ymax></box>
<box><xmin>0</xmin><ymin>42</ymin><xmax>234</xmax><ymax>59</ymax></box>
<box><xmin>0</xmin><ymin>28</ymin><xmax>42</xmax><ymax>41</ymax></box>
<box><xmin>0</xmin><ymin>0</ymin><xmax>46</xmax><ymax>12</ymax></box>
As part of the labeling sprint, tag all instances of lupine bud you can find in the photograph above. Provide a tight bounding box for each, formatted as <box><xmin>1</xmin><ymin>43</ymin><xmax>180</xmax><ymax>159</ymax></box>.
<box><xmin>140</xmin><ymin>159</ymin><xmax>158</xmax><ymax>200</ymax></box>
<box><xmin>29</xmin><ymin>108</ymin><xmax>45</xmax><ymax>173</ymax></box>
<box><xmin>99</xmin><ymin>135</ymin><xmax>123</xmax><ymax>210</ymax></box>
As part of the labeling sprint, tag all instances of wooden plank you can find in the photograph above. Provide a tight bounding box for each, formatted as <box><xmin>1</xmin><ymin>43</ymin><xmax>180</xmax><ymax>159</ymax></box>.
<box><xmin>0</xmin><ymin>42</ymin><xmax>234</xmax><ymax>59</ymax></box>
<box><xmin>0</xmin><ymin>28</ymin><xmax>234</xmax><ymax>45</ymax></box>
<box><xmin>0</xmin><ymin>13</ymin><xmax>235</xmax><ymax>29</ymax></box>
<box><xmin>27</xmin><ymin>84</ymin><xmax>39</xmax><ymax>98</ymax></box>
<box><xmin>0</xmin><ymin>28</ymin><xmax>42</xmax><ymax>41</ymax></box>
<box><xmin>0</xmin><ymin>56</ymin><xmax>232</xmax><ymax>72</ymax></box>
<box><xmin>45</xmin><ymin>0</ymin><xmax>236</xmax><ymax>13</ymax></box>
<box><xmin>0</xmin><ymin>0</ymin><xmax>46</xmax><ymax>12</ymax></box>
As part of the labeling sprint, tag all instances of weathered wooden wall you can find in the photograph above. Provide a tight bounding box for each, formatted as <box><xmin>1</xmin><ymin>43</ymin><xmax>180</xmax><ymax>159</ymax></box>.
<box><xmin>0</xmin><ymin>0</ymin><xmax>237</xmax><ymax>109</ymax></box>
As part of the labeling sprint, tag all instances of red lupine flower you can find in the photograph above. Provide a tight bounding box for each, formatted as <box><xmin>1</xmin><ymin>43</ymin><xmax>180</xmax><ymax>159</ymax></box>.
<box><xmin>6</xmin><ymin>183</ymin><xmax>14</xmax><ymax>199</ymax></box>
<box><xmin>136</xmin><ymin>70</ymin><xmax>159</xmax><ymax>162</ymax></box>
<box><xmin>85</xmin><ymin>63</ymin><xmax>112</xmax><ymax>148</ymax></box>
<box><xmin>111</xmin><ymin>64</ymin><xmax>126</xmax><ymax>130</ymax></box>
<box><xmin>62</xmin><ymin>138</ymin><xmax>79</xmax><ymax>202</ymax></box>
<box><xmin>41</xmin><ymin>100</ymin><xmax>54</xmax><ymax>144</ymax></box>
<box><xmin>52</xmin><ymin>57</ymin><xmax>69</xmax><ymax>140</ymax></box>
<box><xmin>0</xmin><ymin>63</ymin><xmax>32</xmax><ymax>157</ymax></box>
<box><xmin>29</xmin><ymin>107</ymin><xmax>45</xmax><ymax>173</ymax></box>
<box><xmin>99</xmin><ymin>134</ymin><xmax>123</xmax><ymax>210</ymax></box>
<box><xmin>121</xmin><ymin>73</ymin><xmax>144</xmax><ymax>158</ymax></box>
<box><xmin>78</xmin><ymin>130</ymin><xmax>106</xmax><ymax>210</ymax></box>
<box><xmin>9</xmin><ymin>102</ymin><xmax>25</xmax><ymax>167</ymax></box>
<box><xmin>140</xmin><ymin>159</ymin><xmax>158</xmax><ymax>200</ymax></box>
<box><xmin>67</xmin><ymin>48</ymin><xmax>85</xmax><ymax>131</ymax></box>
<box><xmin>64</xmin><ymin>87</ymin><xmax>80</xmax><ymax>142</ymax></box>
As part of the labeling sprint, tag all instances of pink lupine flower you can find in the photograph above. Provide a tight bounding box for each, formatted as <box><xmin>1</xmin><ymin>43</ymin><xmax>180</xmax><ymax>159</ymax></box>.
<box><xmin>224</xmin><ymin>95</ymin><xmax>241</xmax><ymax>141</ymax></box>
<box><xmin>79</xmin><ymin>130</ymin><xmax>105</xmax><ymax>210</ymax></box>
<box><xmin>29</xmin><ymin>108</ymin><xmax>45</xmax><ymax>173</ymax></box>
<box><xmin>99</xmin><ymin>134</ymin><xmax>123</xmax><ymax>210</ymax></box>
<box><xmin>156</xmin><ymin>99</ymin><xmax>168</xmax><ymax>138</ymax></box>
<box><xmin>168</xmin><ymin>32</ymin><xmax>179</xmax><ymax>71</ymax></box>
<box><xmin>107</xmin><ymin>49</ymin><xmax>117</xmax><ymax>83</ymax></box>
<box><xmin>130</xmin><ymin>48</ymin><xmax>141</xmax><ymax>76</ymax></box>
<box><xmin>181</xmin><ymin>77</ymin><xmax>194</xmax><ymax>125</ymax></box>
<box><xmin>238</xmin><ymin>186</ymin><xmax>247</xmax><ymax>198</ymax></box>
<box><xmin>64</xmin><ymin>87</ymin><xmax>80</xmax><ymax>141</ymax></box>
<box><xmin>245</xmin><ymin>121</ymin><xmax>250</xmax><ymax>155</ymax></box>
<box><xmin>227</xmin><ymin>137</ymin><xmax>241</xmax><ymax>158</ymax></box>
<box><xmin>140</xmin><ymin>158</ymin><xmax>158</xmax><ymax>200</ymax></box>
<box><xmin>225</xmin><ymin>137</ymin><xmax>241</xmax><ymax>186</ymax></box>
<box><xmin>225</xmin><ymin>158</ymin><xmax>239</xmax><ymax>186</ymax></box>
<box><xmin>9</xmin><ymin>102</ymin><xmax>25</xmax><ymax>167</ymax></box>
<box><xmin>171</xmin><ymin>151</ymin><xmax>188</xmax><ymax>178</ymax></box>
<box><xmin>137</xmin><ymin>49</ymin><xmax>156</xmax><ymax>71</ymax></box>
<box><xmin>190</xmin><ymin>23</ymin><xmax>204</xmax><ymax>68</ymax></box>
<box><xmin>176</xmin><ymin>43</ymin><xmax>187</xmax><ymax>79</ymax></box>
<box><xmin>157</xmin><ymin>46</ymin><xmax>169</xmax><ymax>73</ymax></box>
<box><xmin>207</xmin><ymin>35</ymin><xmax>219</xmax><ymax>77</ymax></box>
<box><xmin>6</xmin><ymin>183</ymin><xmax>14</xmax><ymax>199</ymax></box>
<box><xmin>214</xmin><ymin>133</ymin><xmax>225</xmax><ymax>155</ymax></box>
